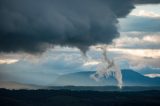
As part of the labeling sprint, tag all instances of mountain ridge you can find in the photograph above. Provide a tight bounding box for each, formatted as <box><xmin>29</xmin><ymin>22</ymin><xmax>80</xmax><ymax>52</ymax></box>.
<box><xmin>54</xmin><ymin>69</ymin><xmax>160</xmax><ymax>86</ymax></box>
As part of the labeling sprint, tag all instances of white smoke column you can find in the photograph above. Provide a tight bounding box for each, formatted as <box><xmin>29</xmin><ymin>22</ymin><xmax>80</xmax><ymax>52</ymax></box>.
<box><xmin>90</xmin><ymin>45</ymin><xmax>123</xmax><ymax>88</ymax></box>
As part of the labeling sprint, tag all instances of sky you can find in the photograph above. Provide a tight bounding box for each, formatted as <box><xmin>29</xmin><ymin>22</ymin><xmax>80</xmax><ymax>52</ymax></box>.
<box><xmin>0</xmin><ymin>0</ymin><xmax>160</xmax><ymax>88</ymax></box>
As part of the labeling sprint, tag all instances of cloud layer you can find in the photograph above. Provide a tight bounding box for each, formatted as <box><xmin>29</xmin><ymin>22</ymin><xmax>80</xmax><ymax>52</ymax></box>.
<box><xmin>0</xmin><ymin>0</ymin><xmax>135</xmax><ymax>53</ymax></box>
<box><xmin>135</xmin><ymin>0</ymin><xmax>160</xmax><ymax>4</ymax></box>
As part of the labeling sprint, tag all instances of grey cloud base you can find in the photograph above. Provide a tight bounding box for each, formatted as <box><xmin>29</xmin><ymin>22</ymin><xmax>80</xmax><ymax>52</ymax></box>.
<box><xmin>0</xmin><ymin>0</ymin><xmax>136</xmax><ymax>53</ymax></box>
<box><xmin>1</xmin><ymin>0</ymin><xmax>159</xmax><ymax>53</ymax></box>
<box><xmin>0</xmin><ymin>0</ymin><xmax>160</xmax><ymax>53</ymax></box>
<box><xmin>134</xmin><ymin>0</ymin><xmax>160</xmax><ymax>4</ymax></box>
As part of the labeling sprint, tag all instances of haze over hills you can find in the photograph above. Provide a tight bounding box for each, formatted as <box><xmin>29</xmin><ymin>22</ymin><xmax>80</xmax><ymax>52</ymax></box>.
<box><xmin>1</xmin><ymin>69</ymin><xmax>160</xmax><ymax>90</ymax></box>
<box><xmin>0</xmin><ymin>81</ymin><xmax>42</xmax><ymax>90</ymax></box>
<box><xmin>54</xmin><ymin>69</ymin><xmax>160</xmax><ymax>86</ymax></box>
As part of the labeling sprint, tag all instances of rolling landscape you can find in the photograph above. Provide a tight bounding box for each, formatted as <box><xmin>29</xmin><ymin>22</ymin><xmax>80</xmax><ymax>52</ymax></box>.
<box><xmin>0</xmin><ymin>89</ymin><xmax>160</xmax><ymax>106</ymax></box>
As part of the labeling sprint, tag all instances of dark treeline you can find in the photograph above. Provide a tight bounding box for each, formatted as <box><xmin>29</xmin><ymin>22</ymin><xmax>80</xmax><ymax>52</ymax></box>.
<box><xmin>0</xmin><ymin>89</ymin><xmax>160</xmax><ymax>106</ymax></box>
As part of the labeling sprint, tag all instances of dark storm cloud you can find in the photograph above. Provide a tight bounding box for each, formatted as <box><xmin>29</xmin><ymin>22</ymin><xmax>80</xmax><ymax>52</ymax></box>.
<box><xmin>0</xmin><ymin>0</ymin><xmax>135</xmax><ymax>53</ymax></box>
<box><xmin>134</xmin><ymin>0</ymin><xmax>160</xmax><ymax>4</ymax></box>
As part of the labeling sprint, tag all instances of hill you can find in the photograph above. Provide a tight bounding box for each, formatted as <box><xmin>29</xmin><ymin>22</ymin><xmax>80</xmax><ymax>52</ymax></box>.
<box><xmin>54</xmin><ymin>69</ymin><xmax>160</xmax><ymax>86</ymax></box>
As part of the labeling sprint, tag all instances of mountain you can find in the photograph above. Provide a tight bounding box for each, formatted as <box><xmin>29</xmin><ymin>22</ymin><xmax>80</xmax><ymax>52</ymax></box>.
<box><xmin>122</xmin><ymin>69</ymin><xmax>160</xmax><ymax>86</ymax></box>
<box><xmin>54</xmin><ymin>69</ymin><xmax>160</xmax><ymax>86</ymax></box>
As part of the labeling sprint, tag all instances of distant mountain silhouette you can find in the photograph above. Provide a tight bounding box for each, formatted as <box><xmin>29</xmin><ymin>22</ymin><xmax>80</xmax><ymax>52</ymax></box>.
<box><xmin>54</xmin><ymin>69</ymin><xmax>160</xmax><ymax>86</ymax></box>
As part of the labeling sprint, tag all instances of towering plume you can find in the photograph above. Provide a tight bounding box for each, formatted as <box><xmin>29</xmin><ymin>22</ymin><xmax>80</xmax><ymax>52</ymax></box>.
<box><xmin>90</xmin><ymin>45</ymin><xmax>122</xmax><ymax>88</ymax></box>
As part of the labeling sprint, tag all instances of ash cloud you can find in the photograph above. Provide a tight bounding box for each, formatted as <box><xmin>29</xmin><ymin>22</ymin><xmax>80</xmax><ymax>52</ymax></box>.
<box><xmin>90</xmin><ymin>46</ymin><xmax>123</xmax><ymax>88</ymax></box>
<box><xmin>0</xmin><ymin>0</ymin><xmax>137</xmax><ymax>53</ymax></box>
